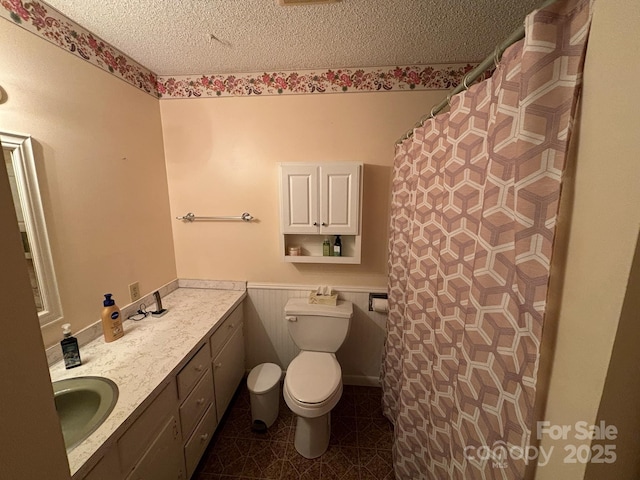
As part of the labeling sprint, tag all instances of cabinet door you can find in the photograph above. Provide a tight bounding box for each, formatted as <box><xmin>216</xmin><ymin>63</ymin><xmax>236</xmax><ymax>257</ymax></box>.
<box><xmin>280</xmin><ymin>164</ymin><xmax>318</xmax><ymax>234</ymax></box>
<box><xmin>118</xmin><ymin>381</ymin><xmax>179</xmax><ymax>474</ymax></box>
<box><xmin>213</xmin><ymin>325</ymin><xmax>245</xmax><ymax>420</ymax></box>
<box><xmin>82</xmin><ymin>446</ymin><xmax>121</xmax><ymax>480</ymax></box>
<box><xmin>319</xmin><ymin>163</ymin><xmax>360</xmax><ymax>235</ymax></box>
<box><xmin>125</xmin><ymin>416</ymin><xmax>184</xmax><ymax>480</ymax></box>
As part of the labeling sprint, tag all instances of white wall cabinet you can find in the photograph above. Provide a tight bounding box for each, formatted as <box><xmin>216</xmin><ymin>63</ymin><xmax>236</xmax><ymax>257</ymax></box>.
<box><xmin>280</xmin><ymin>163</ymin><xmax>360</xmax><ymax>234</ymax></box>
<box><xmin>279</xmin><ymin>162</ymin><xmax>362</xmax><ymax>263</ymax></box>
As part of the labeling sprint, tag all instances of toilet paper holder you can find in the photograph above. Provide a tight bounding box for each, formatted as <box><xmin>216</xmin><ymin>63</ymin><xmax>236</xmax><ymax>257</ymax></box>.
<box><xmin>368</xmin><ymin>293</ymin><xmax>388</xmax><ymax>311</ymax></box>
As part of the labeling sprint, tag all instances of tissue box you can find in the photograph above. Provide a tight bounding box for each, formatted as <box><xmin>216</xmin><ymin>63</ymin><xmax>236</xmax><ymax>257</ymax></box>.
<box><xmin>308</xmin><ymin>292</ymin><xmax>338</xmax><ymax>306</ymax></box>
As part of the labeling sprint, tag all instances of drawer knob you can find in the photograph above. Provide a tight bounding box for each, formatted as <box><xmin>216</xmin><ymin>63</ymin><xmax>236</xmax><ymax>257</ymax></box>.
<box><xmin>200</xmin><ymin>433</ymin><xmax>209</xmax><ymax>442</ymax></box>
<box><xmin>228</xmin><ymin>323</ymin><xmax>235</xmax><ymax>329</ymax></box>
<box><xmin>215</xmin><ymin>362</ymin><xmax>222</xmax><ymax>369</ymax></box>
<box><xmin>197</xmin><ymin>397</ymin><xmax>205</xmax><ymax>405</ymax></box>
<box><xmin>195</xmin><ymin>364</ymin><xmax>204</xmax><ymax>372</ymax></box>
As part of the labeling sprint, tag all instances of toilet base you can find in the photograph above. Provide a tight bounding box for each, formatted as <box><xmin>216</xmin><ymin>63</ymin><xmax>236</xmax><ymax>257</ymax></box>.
<box><xmin>293</xmin><ymin>412</ymin><xmax>331</xmax><ymax>459</ymax></box>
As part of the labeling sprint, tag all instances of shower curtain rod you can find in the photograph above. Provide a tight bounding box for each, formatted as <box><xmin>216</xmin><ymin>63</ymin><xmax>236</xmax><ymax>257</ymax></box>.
<box><xmin>395</xmin><ymin>0</ymin><xmax>557</xmax><ymax>145</ymax></box>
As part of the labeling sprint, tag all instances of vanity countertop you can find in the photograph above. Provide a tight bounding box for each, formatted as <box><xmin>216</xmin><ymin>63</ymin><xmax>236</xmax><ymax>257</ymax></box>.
<box><xmin>49</xmin><ymin>286</ymin><xmax>246</xmax><ymax>478</ymax></box>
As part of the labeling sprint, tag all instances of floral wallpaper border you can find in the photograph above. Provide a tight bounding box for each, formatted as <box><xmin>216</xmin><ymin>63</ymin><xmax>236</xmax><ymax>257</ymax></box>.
<box><xmin>0</xmin><ymin>0</ymin><xmax>158</xmax><ymax>95</ymax></box>
<box><xmin>156</xmin><ymin>64</ymin><xmax>478</xmax><ymax>99</ymax></box>
<box><xmin>1</xmin><ymin>0</ymin><xmax>479</xmax><ymax>99</ymax></box>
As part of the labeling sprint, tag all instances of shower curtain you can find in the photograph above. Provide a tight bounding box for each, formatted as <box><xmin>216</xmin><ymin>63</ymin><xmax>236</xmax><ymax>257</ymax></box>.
<box><xmin>382</xmin><ymin>0</ymin><xmax>593</xmax><ymax>478</ymax></box>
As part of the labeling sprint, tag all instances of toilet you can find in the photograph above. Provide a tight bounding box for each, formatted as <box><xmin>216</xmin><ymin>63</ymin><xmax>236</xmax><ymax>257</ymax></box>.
<box><xmin>283</xmin><ymin>298</ymin><xmax>353</xmax><ymax>459</ymax></box>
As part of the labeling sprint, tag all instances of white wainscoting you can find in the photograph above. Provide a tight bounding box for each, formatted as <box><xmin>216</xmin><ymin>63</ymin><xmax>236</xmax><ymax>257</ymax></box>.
<box><xmin>245</xmin><ymin>283</ymin><xmax>387</xmax><ymax>386</ymax></box>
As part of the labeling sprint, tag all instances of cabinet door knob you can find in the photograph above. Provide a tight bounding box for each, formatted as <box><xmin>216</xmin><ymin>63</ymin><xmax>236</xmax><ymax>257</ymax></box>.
<box><xmin>215</xmin><ymin>362</ymin><xmax>222</xmax><ymax>369</ymax></box>
<box><xmin>197</xmin><ymin>397</ymin><xmax>205</xmax><ymax>405</ymax></box>
<box><xmin>200</xmin><ymin>433</ymin><xmax>209</xmax><ymax>442</ymax></box>
<box><xmin>313</xmin><ymin>222</ymin><xmax>318</xmax><ymax>226</ymax></box>
<box><xmin>321</xmin><ymin>222</ymin><xmax>327</xmax><ymax>226</ymax></box>
<box><xmin>228</xmin><ymin>323</ymin><xmax>235</xmax><ymax>329</ymax></box>
<box><xmin>195</xmin><ymin>364</ymin><xmax>204</xmax><ymax>372</ymax></box>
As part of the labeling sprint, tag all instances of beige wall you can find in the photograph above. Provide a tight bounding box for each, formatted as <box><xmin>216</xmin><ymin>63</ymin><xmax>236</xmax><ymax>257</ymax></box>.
<box><xmin>0</xmin><ymin>20</ymin><xmax>177</xmax><ymax>348</ymax></box>
<box><xmin>0</xmin><ymin>125</ymin><xmax>70</xmax><ymax>477</ymax></box>
<box><xmin>534</xmin><ymin>0</ymin><xmax>640</xmax><ymax>478</ymax></box>
<box><xmin>160</xmin><ymin>90</ymin><xmax>444</xmax><ymax>287</ymax></box>
<box><xmin>584</xmin><ymin>231</ymin><xmax>640</xmax><ymax>479</ymax></box>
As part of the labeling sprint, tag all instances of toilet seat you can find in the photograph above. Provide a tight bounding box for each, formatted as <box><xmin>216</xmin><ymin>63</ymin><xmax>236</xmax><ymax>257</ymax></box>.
<box><xmin>285</xmin><ymin>351</ymin><xmax>341</xmax><ymax>404</ymax></box>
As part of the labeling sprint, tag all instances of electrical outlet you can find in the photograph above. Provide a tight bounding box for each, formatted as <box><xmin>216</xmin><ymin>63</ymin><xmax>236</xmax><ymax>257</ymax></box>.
<box><xmin>129</xmin><ymin>282</ymin><xmax>141</xmax><ymax>302</ymax></box>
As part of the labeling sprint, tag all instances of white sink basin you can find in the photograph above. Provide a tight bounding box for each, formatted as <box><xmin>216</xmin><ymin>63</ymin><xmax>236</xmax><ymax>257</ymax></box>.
<box><xmin>53</xmin><ymin>376</ymin><xmax>118</xmax><ymax>451</ymax></box>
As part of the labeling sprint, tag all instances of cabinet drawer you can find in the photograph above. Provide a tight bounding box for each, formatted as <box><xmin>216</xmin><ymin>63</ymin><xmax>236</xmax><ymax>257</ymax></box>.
<box><xmin>177</xmin><ymin>344</ymin><xmax>210</xmax><ymax>400</ymax></box>
<box><xmin>184</xmin><ymin>404</ymin><xmax>218</xmax><ymax>479</ymax></box>
<box><xmin>179</xmin><ymin>367</ymin><xmax>214</xmax><ymax>440</ymax></box>
<box><xmin>118</xmin><ymin>380</ymin><xmax>178</xmax><ymax>474</ymax></box>
<box><xmin>210</xmin><ymin>304</ymin><xmax>243</xmax><ymax>358</ymax></box>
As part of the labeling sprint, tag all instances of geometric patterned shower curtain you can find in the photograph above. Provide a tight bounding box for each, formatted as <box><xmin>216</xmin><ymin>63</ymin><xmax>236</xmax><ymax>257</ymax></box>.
<box><xmin>382</xmin><ymin>0</ymin><xmax>593</xmax><ymax>478</ymax></box>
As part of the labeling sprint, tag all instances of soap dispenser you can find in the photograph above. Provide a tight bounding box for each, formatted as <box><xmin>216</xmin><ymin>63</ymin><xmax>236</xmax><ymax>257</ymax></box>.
<box><xmin>101</xmin><ymin>293</ymin><xmax>124</xmax><ymax>342</ymax></box>
<box><xmin>61</xmin><ymin>324</ymin><xmax>82</xmax><ymax>369</ymax></box>
<box><xmin>333</xmin><ymin>235</ymin><xmax>342</xmax><ymax>256</ymax></box>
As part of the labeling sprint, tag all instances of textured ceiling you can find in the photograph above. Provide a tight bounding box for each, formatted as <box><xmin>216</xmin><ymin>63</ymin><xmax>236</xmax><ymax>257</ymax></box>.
<box><xmin>43</xmin><ymin>0</ymin><xmax>542</xmax><ymax>76</ymax></box>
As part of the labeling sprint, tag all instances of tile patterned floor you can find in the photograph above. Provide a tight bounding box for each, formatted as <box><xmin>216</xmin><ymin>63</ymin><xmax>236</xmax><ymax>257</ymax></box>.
<box><xmin>192</xmin><ymin>383</ymin><xmax>395</xmax><ymax>480</ymax></box>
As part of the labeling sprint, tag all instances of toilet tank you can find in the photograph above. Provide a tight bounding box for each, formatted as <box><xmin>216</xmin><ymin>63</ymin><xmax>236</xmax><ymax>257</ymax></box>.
<box><xmin>284</xmin><ymin>298</ymin><xmax>353</xmax><ymax>352</ymax></box>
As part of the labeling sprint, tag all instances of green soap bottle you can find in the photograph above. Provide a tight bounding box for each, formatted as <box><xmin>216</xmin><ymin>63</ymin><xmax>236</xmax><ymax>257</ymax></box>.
<box><xmin>322</xmin><ymin>238</ymin><xmax>331</xmax><ymax>256</ymax></box>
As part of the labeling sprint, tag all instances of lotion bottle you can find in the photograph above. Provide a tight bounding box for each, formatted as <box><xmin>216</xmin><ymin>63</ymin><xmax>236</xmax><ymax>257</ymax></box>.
<box><xmin>61</xmin><ymin>323</ymin><xmax>82</xmax><ymax>369</ymax></box>
<box><xmin>101</xmin><ymin>293</ymin><xmax>124</xmax><ymax>342</ymax></box>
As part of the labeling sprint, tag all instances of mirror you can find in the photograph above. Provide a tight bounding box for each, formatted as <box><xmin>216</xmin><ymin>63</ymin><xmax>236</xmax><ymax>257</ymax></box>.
<box><xmin>1</xmin><ymin>131</ymin><xmax>62</xmax><ymax>326</ymax></box>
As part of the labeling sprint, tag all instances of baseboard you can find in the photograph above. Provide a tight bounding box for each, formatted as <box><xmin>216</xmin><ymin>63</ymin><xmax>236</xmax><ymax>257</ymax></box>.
<box><xmin>342</xmin><ymin>375</ymin><xmax>381</xmax><ymax>387</ymax></box>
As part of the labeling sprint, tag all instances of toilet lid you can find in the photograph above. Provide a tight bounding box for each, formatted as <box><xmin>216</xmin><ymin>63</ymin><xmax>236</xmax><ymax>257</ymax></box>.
<box><xmin>286</xmin><ymin>351</ymin><xmax>341</xmax><ymax>404</ymax></box>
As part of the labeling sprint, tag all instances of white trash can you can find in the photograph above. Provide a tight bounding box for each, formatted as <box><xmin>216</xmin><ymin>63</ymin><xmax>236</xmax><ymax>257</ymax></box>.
<box><xmin>247</xmin><ymin>363</ymin><xmax>281</xmax><ymax>431</ymax></box>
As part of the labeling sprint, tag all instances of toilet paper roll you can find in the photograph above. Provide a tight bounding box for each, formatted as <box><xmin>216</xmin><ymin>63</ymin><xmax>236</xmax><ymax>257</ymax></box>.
<box><xmin>372</xmin><ymin>298</ymin><xmax>389</xmax><ymax>313</ymax></box>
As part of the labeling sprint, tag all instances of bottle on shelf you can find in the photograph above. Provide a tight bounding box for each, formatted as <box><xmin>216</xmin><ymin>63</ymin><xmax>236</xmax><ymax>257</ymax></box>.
<box><xmin>322</xmin><ymin>237</ymin><xmax>331</xmax><ymax>256</ymax></box>
<box><xmin>333</xmin><ymin>235</ymin><xmax>342</xmax><ymax>256</ymax></box>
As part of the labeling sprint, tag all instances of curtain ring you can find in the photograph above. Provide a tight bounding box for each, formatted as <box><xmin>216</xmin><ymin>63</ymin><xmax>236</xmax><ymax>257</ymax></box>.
<box><xmin>462</xmin><ymin>74</ymin><xmax>471</xmax><ymax>90</ymax></box>
<box><xmin>429</xmin><ymin>106</ymin><xmax>437</xmax><ymax>118</ymax></box>
<box><xmin>493</xmin><ymin>45</ymin><xmax>502</xmax><ymax>68</ymax></box>
<box><xmin>446</xmin><ymin>94</ymin><xmax>453</xmax><ymax>106</ymax></box>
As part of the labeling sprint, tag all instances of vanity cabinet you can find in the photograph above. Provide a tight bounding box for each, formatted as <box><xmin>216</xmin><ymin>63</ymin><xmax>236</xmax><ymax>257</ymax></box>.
<box><xmin>76</xmin><ymin>300</ymin><xmax>246</xmax><ymax>480</ymax></box>
<box><xmin>279</xmin><ymin>162</ymin><xmax>362</xmax><ymax>264</ymax></box>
